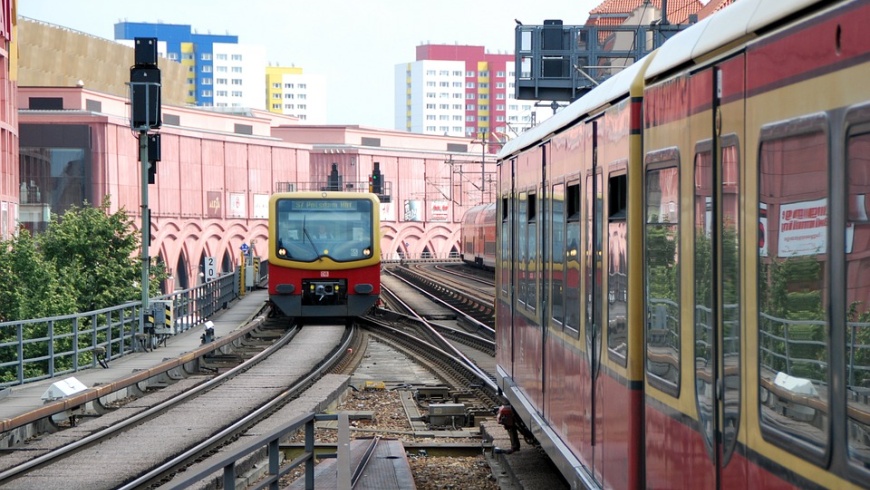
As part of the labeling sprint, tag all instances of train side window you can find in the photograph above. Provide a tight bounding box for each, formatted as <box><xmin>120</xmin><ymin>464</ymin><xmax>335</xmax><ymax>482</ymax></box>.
<box><xmin>758</xmin><ymin>117</ymin><xmax>829</xmax><ymax>461</ymax></box>
<box><xmin>644</xmin><ymin>154</ymin><xmax>680</xmax><ymax>396</ymax></box>
<box><xmin>551</xmin><ymin>184</ymin><xmax>566</xmax><ymax>326</ymax></box>
<box><xmin>608</xmin><ymin>173</ymin><xmax>628</xmax><ymax>365</ymax></box>
<box><xmin>565</xmin><ymin>183</ymin><xmax>581</xmax><ymax>335</ymax></box>
<box><xmin>845</xmin><ymin>120</ymin><xmax>870</xmax><ymax>472</ymax></box>
<box><xmin>527</xmin><ymin>193</ymin><xmax>538</xmax><ymax>311</ymax></box>
<box><xmin>518</xmin><ymin>192</ymin><xmax>528</xmax><ymax>306</ymax></box>
<box><xmin>500</xmin><ymin>196</ymin><xmax>510</xmax><ymax>296</ymax></box>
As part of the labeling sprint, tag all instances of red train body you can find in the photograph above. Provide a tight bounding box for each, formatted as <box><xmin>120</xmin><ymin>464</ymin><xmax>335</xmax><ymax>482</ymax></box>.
<box><xmin>460</xmin><ymin>202</ymin><xmax>497</xmax><ymax>270</ymax></box>
<box><xmin>495</xmin><ymin>1</ymin><xmax>870</xmax><ymax>488</ymax></box>
<box><xmin>268</xmin><ymin>192</ymin><xmax>381</xmax><ymax>321</ymax></box>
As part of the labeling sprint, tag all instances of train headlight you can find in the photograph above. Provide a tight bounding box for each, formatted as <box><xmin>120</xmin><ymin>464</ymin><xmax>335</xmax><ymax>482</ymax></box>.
<box><xmin>363</xmin><ymin>247</ymin><xmax>371</xmax><ymax>256</ymax></box>
<box><xmin>278</xmin><ymin>247</ymin><xmax>287</xmax><ymax>257</ymax></box>
<box><xmin>309</xmin><ymin>284</ymin><xmax>315</xmax><ymax>292</ymax></box>
<box><xmin>334</xmin><ymin>285</ymin><xmax>340</xmax><ymax>292</ymax></box>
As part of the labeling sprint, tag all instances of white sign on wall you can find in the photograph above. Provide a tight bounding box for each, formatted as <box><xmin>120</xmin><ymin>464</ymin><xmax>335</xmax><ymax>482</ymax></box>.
<box><xmin>204</xmin><ymin>256</ymin><xmax>217</xmax><ymax>282</ymax></box>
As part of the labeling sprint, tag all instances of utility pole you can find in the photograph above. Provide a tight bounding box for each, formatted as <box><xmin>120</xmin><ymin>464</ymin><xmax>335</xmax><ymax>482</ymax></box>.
<box><xmin>129</xmin><ymin>38</ymin><xmax>162</xmax><ymax>342</ymax></box>
<box><xmin>475</xmin><ymin>131</ymin><xmax>488</xmax><ymax>205</ymax></box>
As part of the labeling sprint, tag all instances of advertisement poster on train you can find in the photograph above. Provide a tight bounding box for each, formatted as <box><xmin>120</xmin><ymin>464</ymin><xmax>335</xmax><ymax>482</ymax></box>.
<box><xmin>430</xmin><ymin>200</ymin><xmax>449</xmax><ymax>222</ymax></box>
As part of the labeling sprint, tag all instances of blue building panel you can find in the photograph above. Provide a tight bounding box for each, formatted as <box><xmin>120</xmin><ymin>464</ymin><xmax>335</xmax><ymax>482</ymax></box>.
<box><xmin>115</xmin><ymin>22</ymin><xmax>238</xmax><ymax>107</ymax></box>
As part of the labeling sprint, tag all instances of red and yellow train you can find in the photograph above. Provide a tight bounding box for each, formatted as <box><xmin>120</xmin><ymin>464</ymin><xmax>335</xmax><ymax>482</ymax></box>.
<box><xmin>268</xmin><ymin>191</ymin><xmax>381</xmax><ymax>322</ymax></box>
<box><xmin>495</xmin><ymin>0</ymin><xmax>870</xmax><ymax>488</ymax></box>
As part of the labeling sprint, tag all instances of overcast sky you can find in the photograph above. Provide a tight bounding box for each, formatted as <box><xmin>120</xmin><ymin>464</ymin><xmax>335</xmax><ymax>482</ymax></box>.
<box><xmin>20</xmin><ymin>0</ymin><xmax>601</xmax><ymax>128</ymax></box>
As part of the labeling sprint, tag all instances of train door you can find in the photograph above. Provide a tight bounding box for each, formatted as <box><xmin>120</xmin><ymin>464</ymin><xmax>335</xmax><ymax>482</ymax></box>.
<box><xmin>496</xmin><ymin>158</ymin><xmax>515</xmax><ymax>376</ymax></box>
<box><xmin>692</xmin><ymin>57</ymin><xmax>746</xmax><ymax>488</ymax></box>
<box><xmin>586</xmin><ymin>119</ymin><xmax>605</xmax><ymax>480</ymax></box>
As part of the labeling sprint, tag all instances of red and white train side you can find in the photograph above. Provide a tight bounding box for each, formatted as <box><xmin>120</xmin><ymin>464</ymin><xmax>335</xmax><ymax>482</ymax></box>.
<box><xmin>496</xmin><ymin>1</ymin><xmax>870</xmax><ymax>488</ymax></box>
<box><xmin>460</xmin><ymin>202</ymin><xmax>497</xmax><ymax>270</ymax></box>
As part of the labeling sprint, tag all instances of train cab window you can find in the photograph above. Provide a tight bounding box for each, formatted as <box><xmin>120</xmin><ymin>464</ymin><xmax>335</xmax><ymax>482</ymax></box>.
<box><xmin>527</xmin><ymin>193</ymin><xmax>538</xmax><ymax>311</ymax></box>
<box><xmin>608</xmin><ymin>173</ymin><xmax>628</xmax><ymax>364</ymax></box>
<box><xmin>551</xmin><ymin>184</ymin><xmax>566</xmax><ymax>326</ymax></box>
<box><xmin>644</xmin><ymin>157</ymin><xmax>680</xmax><ymax>395</ymax></box>
<box><xmin>758</xmin><ymin>121</ymin><xmax>829</xmax><ymax>459</ymax></box>
<box><xmin>565</xmin><ymin>183</ymin><xmax>581</xmax><ymax>334</ymax></box>
<box><xmin>845</xmin><ymin>124</ymin><xmax>870</xmax><ymax>469</ymax></box>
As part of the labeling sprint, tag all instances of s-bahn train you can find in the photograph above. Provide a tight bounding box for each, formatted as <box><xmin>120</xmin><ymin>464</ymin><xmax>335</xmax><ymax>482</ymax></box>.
<box><xmin>495</xmin><ymin>0</ymin><xmax>870</xmax><ymax>488</ymax></box>
<box><xmin>460</xmin><ymin>202</ymin><xmax>497</xmax><ymax>269</ymax></box>
<box><xmin>268</xmin><ymin>191</ymin><xmax>381</xmax><ymax>321</ymax></box>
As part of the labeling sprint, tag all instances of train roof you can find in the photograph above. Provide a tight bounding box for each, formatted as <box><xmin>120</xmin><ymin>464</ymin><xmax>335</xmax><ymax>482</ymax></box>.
<box><xmin>498</xmin><ymin>52</ymin><xmax>651</xmax><ymax>160</ymax></box>
<box><xmin>498</xmin><ymin>0</ymin><xmax>832</xmax><ymax>162</ymax></box>
<box><xmin>645</xmin><ymin>0</ymin><xmax>823</xmax><ymax>79</ymax></box>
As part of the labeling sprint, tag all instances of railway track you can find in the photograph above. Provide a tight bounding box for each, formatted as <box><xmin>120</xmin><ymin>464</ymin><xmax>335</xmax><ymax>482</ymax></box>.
<box><xmin>0</xmin><ymin>316</ymin><xmax>354</xmax><ymax>489</ymax></box>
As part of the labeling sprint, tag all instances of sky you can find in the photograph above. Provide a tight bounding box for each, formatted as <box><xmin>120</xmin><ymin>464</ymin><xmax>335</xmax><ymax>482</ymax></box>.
<box><xmin>19</xmin><ymin>0</ymin><xmax>601</xmax><ymax>129</ymax></box>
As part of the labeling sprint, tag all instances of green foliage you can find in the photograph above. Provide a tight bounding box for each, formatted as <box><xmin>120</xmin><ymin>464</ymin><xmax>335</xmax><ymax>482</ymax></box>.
<box><xmin>0</xmin><ymin>231</ymin><xmax>77</xmax><ymax>322</ymax></box>
<box><xmin>0</xmin><ymin>196</ymin><xmax>167</xmax><ymax>322</ymax></box>
<box><xmin>39</xmin><ymin>199</ymin><xmax>142</xmax><ymax>312</ymax></box>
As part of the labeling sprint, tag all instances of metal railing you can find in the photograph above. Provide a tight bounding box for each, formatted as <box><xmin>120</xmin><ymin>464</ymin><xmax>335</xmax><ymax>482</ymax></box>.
<box><xmin>0</xmin><ymin>271</ymin><xmax>242</xmax><ymax>389</ymax></box>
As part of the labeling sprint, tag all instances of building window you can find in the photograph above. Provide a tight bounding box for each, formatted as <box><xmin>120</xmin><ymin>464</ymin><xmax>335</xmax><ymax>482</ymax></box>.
<box><xmin>427</xmin><ymin>81</ymin><xmax>436</xmax><ymax>87</ymax></box>
<box><xmin>298</xmin><ymin>104</ymin><xmax>306</xmax><ymax>109</ymax></box>
<box><xmin>284</xmin><ymin>83</ymin><xmax>294</xmax><ymax>89</ymax></box>
<box><xmin>217</xmin><ymin>53</ymin><xmax>228</xmax><ymax>60</ymax></box>
<box><xmin>453</xmin><ymin>82</ymin><xmax>463</xmax><ymax>87</ymax></box>
<box><xmin>466</xmin><ymin>115</ymin><xmax>476</xmax><ymax>122</ymax></box>
<box><xmin>427</xmin><ymin>70</ymin><xmax>436</xmax><ymax>76</ymax></box>
<box><xmin>496</xmin><ymin>93</ymin><xmax>505</xmax><ymax>100</ymax></box>
<box><xmin>299</xmin><ymin>83</ymin><xmax>307</xmax><ymax>89</ymax></box>
<box><xmin>272</xmin><ymin>83</ymin><xmax>281</xmax><ymax>88</ymax></box>
<box><xmin>232</xmin><ymin>66</ymin><xmax>243</xmax><ymax>73</ymax></box>
<box><xmin>298</xmin><ymin>94</ymin><xmax>307</xmax><ymax>100</ymax></box>
<box><xmin>232</xmin><ymin>79</ymin><xmax>243</xmax><ymax>85</ymax></box>
<box><xmin>217</xmin><ymin>90</ymin><xmax>227</xmax><ymax>96</ymax></box>
<box><xmin>202</xmin><ymin>65</ymin><xmax>213</xmax><ymax>73</ymax></box>
<box><xmin>497</xmin><ymin>71</ymin><xmax>506</xmax><ymax>77</ymax></box>
<box><xmin>272</xmin><ymin>103</ymin><xmax>281</xmax><ymax>109</ymax></box>
<box><xmin>479</xmin><ymin>105</ymin><xmax>489</xmax><ymax>111</ymax></box>
<box><xmin>231</xmin><ymin>54</ymin><xmax>242</xmax><ymax>61</ymax></box>
<box><xmin>427</xmin><ymin>115</ymin><xmax>436</xmax><ymax>120</ymax></box>
<box><xmin>466</xmin><ymin>82</ymin><xmax>476</xmax><ymax>88</ymax></box>
<box><xmin>480</xmin><ymin>94</ymin><xmax>489</xmax><ymax>100</ymax></box>
<box><xmin>466</xmin><ymin>70</ymin><xmax>475</xmax><ymax>77</ymax></box>
<box><xmin>182</xmin><ymin>53</ymin><xmax>194</xmax><ymax>60</ymax></box>
<box><xmin>201</xmin><ymin>53</ymin><xmax>212</xmax><ymax>60</ymax></box>
<box><xmin>168</xmin><ymin>53</ymin><xmax>178</xmax><ymax>60</ymax></box>
<box><xmin>479</xmin><ymin>70</ymin><xmax>489</xmax><ymax>77</ymax></box>
<box><xmin>426</xmin><ymin>92</ymin><xmax>436</xmax><ymax>98</ymax></box>
<box><xmin>496</xmin><ymin>82</ymin><xmax>505</xmax><ymax>88</ymax></box>
<box><xmin>466</xmin><ymin>104</ymin><xmax>476</xmax><ymax>110</ymax></box>
<box><xmin>202</xmin><ymin>78</ymin><xmax>212</xmax><ymax>85</ymax></box>
<box><xmin>466</xmin><ymin>93</ymin><xmax>476</xmax><ymax>100</ymax></box>
<box><xmin>216</xmin><ymin>66</ymin><xmax>227</xmax><ymax>73</ymax></box>
<box><xmin>426</xmin><ymin>104</ymin><xmax>436</xmax><ymax>109</ymax></box>
<box><xmin>439</xmin><ymin>70</ymin><xmax>450</xmax><ymax>76</ymax></box>
<box><xmin>285</xmin><ymin>93</ymin><xmax>294</xmax><ymax>99</ymax></box>
<box><xmin>201</xmin><ymin>90</ymin><xmax>212</xmax><ymax>97</ymax></box>
<box><xmin>272</xmin><ymin>93</ymin><xmax>281</xmax><ymax>99</ymax></box>
<box><xmin>232</xmin><ymin>90</ymin><xmax>242</xmax><ymax>97</ymax></box>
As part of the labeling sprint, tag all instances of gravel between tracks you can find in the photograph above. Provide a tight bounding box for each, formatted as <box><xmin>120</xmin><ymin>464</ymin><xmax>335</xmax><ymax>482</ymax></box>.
<box><xmin>281</xmin><ymin>387</ymin><xmax>499</xmax><ymax>489</ymax></box>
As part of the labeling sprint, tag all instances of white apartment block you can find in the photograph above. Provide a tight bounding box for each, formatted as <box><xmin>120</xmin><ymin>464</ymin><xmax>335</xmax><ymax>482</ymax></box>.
<box><xmin>266</xmin><ymin>68</ymin><xmax>327</xmax><ymax>124</ymax></box>
<box><xmin>211</xmin><ymin>43</ymin><xmax>267</xmax><ymax>110</ymax></box>
<box><xmin>395</xmin><ymin>57</ymin><xmax>548</xmax><ymax>140</ymax></box>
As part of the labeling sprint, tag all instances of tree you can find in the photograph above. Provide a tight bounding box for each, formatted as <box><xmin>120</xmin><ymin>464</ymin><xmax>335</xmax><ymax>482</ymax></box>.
<box><xmin>0</xmin><ymin>230</ymin><xmax>77</xmax><ymax>322</ymax></box>
<box><xmin>38</xmin><ymin>198</ymin><xmax>157</xmax><ymax>312</ymax></box>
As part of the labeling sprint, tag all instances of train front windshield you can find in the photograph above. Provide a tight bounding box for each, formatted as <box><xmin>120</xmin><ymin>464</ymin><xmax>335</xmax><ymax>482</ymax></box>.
<box><xmin>275</xmin><ymin>198</ymin><xmax>374</xmax><ymax>262</ymax></box>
